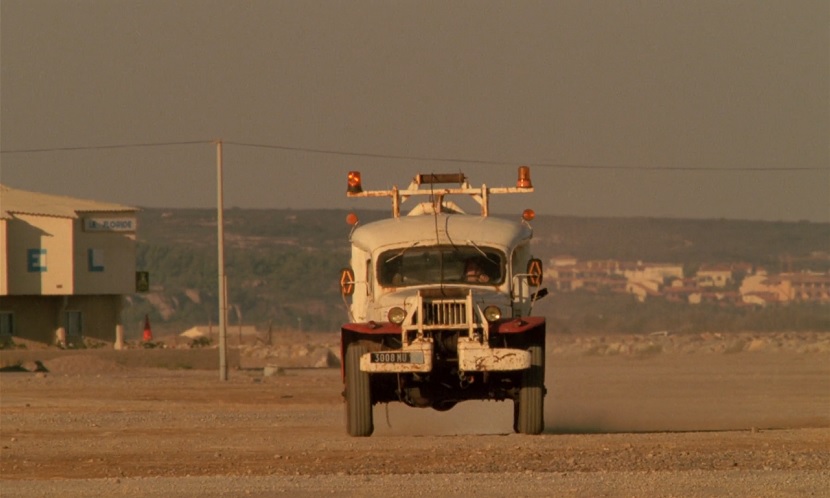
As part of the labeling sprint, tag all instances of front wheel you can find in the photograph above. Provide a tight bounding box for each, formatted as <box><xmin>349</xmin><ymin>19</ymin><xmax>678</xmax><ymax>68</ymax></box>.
<box><xmin>345</xmin><ymin>342</ymin><xmax>373</xmax><ymax>437</ymax></box>
<box><xmin>514</xmin><ymin>343</ymin><xmax>545</xmax><ymax>434</ymax></box>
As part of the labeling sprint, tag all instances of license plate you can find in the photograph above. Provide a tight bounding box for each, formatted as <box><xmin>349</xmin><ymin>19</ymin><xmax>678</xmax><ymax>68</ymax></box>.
<box><xmin>370</xmin><ymin>351</ymin><xmax>425</xmax><ymax>364</ymax></box>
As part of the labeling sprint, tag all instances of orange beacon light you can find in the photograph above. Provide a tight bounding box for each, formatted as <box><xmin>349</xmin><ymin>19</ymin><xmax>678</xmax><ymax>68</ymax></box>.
<box><xmin>347</xmin><ymin>171</ymin><xmax>363</xmax><ymax>194</ymax></box>
<box><xmin>517</xmin><ymin>166</ymin><xmax>532</xmax><ymax>189</ymax></box>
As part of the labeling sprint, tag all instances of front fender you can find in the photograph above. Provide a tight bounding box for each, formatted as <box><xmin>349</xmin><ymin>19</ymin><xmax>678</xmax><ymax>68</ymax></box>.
<box><xmin>490</xmin><ymin>316</ymin><xmax>545</xmax><ymax>334</ymax></box>
<box><xmin>340</xmin><ymin>322</ymin><xmax>403</xmax><ymax>380</ymax></box>
<box><xmin>341</xmin><ymin>322</ymin><xmax>402</xmax><ymax>335</ymax></box>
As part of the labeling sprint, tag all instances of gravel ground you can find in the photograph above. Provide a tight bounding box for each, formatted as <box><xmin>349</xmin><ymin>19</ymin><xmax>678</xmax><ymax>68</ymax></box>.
<box><xmin>4</xmin><ymin>470</ymin><xmax>829</xmax><ymax>498</ymax></box>
<box><xmin>1</xmin><ymin>336</ymin><xmax>829</xmax><ymax>497</ymax></box>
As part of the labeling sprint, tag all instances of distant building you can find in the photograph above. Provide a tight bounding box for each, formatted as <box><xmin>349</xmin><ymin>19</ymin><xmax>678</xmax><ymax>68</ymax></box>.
<box><xmin>0</xmin><ymin>185</ymin><xmax>138</xmax><ymax>345</ymax></box>
<box><xmin>626</xmin><ymin>281</ymin><xmax>661</xmax><ymax>302</ymax></box>
<box><xmin>617</xmin><ymin>262</ymin><xmax>682</xmax><ymax>301</ymax></box>
<box><xmin>741</xmin><ymin>274</ymin><xmax>791</xmax><ymax>303</ymax></box>
<box><xmin>663</xmin><ymin>279</ymin><xmax>700</xmax><ymax>303</ymax></box>
<box><xmin>549</xmin><ymin>255</ymin><xmax>578</xmax><ymax>267</ymax></box>
<box><xmin>738</xmin><ymin>271</ymin><xmax>830</xmax><ymax>304</ymax></box>
<box><xmin>741</xmin><ymin>291</ymin><xmax>781</xmax><ymax>307</ymax></box>
<box><xmin>543</xmin><ymin>255</ymin><xmax>827</xmax><ymax>308</ymax></box>
<box><xmin>697</xmin><ymin>264</ymin><xmax>733</xmax><ymax>288</ymax></box>
<box><xmin>545</xmin><ymin>259</ymin><xmax>626</xmax><ymax>293</ymax></box>
<box><xmin>689</xmin><ymin>290</ymin><xmax>741</xmax><ymax>306</ymax></box>
<box><xmin>785</xmin><ymin>272</ymin><xmax>830</xmax><ymax>303</ymax></box>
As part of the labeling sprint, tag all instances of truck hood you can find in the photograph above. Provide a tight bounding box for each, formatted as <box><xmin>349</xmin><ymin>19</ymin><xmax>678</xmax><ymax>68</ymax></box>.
<box><xmin>372</xmin><ymin>286</ymin><xmax>512</xmax><ymax>319</ymax></box>
<box><xmin>351</xmin><ymin>213</ymin><xmax>531</xmax><ymax>254</ymax></box>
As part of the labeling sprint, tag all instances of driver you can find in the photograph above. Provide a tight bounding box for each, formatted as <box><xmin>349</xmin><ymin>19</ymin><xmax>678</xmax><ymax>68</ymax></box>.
<box><xmin>464</xmin><ymin>259</ymin><xmax>490</xmax><ymax>283</ymax></box>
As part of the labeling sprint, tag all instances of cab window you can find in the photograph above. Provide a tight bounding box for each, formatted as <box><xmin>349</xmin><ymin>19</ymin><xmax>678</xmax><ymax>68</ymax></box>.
<box><xmin>378</xmin><ymin>246</ymin><xmax>504</xmax><ymax>287</ymax></box>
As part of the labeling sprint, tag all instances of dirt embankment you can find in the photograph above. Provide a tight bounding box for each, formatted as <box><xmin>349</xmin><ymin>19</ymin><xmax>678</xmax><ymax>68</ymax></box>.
<box><xmin>3</xmin><ymin>330</ymin><xmax>828</xmax><ymax>375</ymax></box>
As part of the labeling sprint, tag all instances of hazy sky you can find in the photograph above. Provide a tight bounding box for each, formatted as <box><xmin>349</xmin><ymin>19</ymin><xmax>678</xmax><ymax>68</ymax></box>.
<box><xmin>1</xmin><ymin>0</ymin><xmax>828</xmax><ymax>222</ymax></box>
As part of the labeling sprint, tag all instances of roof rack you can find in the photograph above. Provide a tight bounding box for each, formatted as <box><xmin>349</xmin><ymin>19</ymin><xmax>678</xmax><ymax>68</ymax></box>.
<box><xmin>346</xmin><ymin>166</ymin><xmax>534</xmax><ymax>218</ymax></box>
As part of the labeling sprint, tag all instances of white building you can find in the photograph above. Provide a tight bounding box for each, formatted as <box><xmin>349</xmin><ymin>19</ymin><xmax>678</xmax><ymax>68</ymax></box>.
<box><xmin>0</xmin><ymin>185</ymin><xmax>138</xmax><ymax>345</ymax></box>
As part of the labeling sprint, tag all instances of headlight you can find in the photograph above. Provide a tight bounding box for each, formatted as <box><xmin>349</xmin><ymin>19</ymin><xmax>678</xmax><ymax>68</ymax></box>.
<box><xmin>387</xmin><ymin>307</ymin><xmax>407</xmax><ymax>325</ymax></box>
<box><xmin>483</xmin><ymin>305</ymin><xmax>502</xmax><ymax>323</ymax></box>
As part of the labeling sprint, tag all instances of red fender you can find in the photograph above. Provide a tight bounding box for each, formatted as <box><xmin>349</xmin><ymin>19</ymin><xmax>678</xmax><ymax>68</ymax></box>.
<box><xmin>489</xmin><ymin>316</ymin><xmax>546</xmax><ymax>334</ymax></box>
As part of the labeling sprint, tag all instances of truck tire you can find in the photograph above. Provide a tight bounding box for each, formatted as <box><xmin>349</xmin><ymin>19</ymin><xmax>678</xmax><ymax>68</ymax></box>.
<box><xmin>514</xmin><ymin>343</ymin><xmax>544</xmax><ymax>434</ymax></box>
<box><xmin>345</xmin><ymin>342</ymin><xmax>373</xmax><ymax>437</ymax></box>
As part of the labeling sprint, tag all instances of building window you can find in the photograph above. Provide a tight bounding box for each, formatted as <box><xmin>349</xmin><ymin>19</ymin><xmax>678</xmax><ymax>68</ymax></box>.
<box><xmin>65</xmin><ymin>311</ymin><xmax>82</xmax><ymax>339</ymax></box>
<box><xmin>27</xmin><ymin>249</ymin><xmax>47</xmax><ymax>272</ymax></box>
<box><xmin>0</xmin><ymin>312</ymin><xmax>13</xmax><ymax>336</ymax></box>
<box><xmin>88</xmin><ymin>248</ymin><xmax>105</xmax><ymax>272</ymax></box>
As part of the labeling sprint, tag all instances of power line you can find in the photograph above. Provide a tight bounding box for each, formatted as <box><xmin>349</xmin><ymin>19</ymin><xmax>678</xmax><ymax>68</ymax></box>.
<box><xmin>1</xmin><ymin>139</ymin><xmax>826</xmax><ymax>172</ymax></box>
<box><xmin>0</xmin><ymin>140</ymin><xmax>209</xmax><ymax>154</ymax></box>
<box><xmin>224</xmin><ymin>140</ymin><xmax>514</xmax><ymax>166</ymax></box>
<box><xmin>222</xmin><ymin>141</ymin><xmax>830</xmax><ymax>172</ymax></box>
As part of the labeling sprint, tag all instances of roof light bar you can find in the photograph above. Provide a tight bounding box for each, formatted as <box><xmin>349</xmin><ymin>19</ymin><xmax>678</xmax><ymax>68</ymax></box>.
<box><xmin>416</xmin><ymin>173</ymin><xmax>466</xmax><ymax>185</ymax></box>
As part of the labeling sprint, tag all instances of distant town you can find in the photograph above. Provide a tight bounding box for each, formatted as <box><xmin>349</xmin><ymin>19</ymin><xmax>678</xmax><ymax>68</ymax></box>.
<box><xmin>545</xmin><ymin>255</ymin><xmax>830</xmax><ymax>306</ymax></box>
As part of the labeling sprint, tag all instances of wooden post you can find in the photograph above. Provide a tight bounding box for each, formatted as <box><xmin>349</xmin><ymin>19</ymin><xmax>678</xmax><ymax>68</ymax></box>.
<box><xmin>216</xmin><ymin>140</ymin><xmax>228</xmax><ymax>381</ymax></box>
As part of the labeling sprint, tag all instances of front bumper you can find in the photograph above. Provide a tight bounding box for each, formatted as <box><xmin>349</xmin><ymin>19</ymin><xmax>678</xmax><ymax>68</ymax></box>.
<box><xmin>457</xmin><ymin>340</ymin><xmax>531</xmax><ymax>371</ymax></box>
<box><xmin>359</xmin><ymin>341</ymin><xmax>434</xmax><ymax>373</ymax></box>
<box><xmin>359</xmin><ymin>340</ymin><xmax>530</xmax><ymax>373</ymax></box>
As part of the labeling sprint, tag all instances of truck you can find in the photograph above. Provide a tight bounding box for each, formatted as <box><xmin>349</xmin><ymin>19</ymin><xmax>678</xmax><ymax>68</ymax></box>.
<box><xmin>338</xmin><ymin>167</ymin><xmax>548</xmax><ymax>437</ymax></box>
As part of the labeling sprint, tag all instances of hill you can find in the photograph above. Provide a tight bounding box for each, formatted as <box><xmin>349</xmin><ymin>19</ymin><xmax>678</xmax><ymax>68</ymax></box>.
<box><xmin>125</xmin><ymin>208</ymin><xmax>830</xmax><ymax>338</ymax></box>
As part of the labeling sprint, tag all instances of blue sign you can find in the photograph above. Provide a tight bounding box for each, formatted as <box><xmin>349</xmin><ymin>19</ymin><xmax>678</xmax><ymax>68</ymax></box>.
<box><xmin>27</xmin><ymin>249</ymin><xmax>46</xmax><ymax>272</ymax></box>
<box><xmin>88</xmin><ymin>249</ymin><xmax>104</xmax><ymax>272</ymax></box>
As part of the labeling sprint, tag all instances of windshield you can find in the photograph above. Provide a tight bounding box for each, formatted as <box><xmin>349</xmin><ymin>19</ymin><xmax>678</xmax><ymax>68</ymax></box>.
<box><xmin>377</xmin><ymin>245</ymin><xmax>505</xmax><ymax>287</ymax></box>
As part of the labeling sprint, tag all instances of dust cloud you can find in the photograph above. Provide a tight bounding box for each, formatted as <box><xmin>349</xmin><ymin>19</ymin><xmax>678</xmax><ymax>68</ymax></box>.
<box><xmin>546</xmin><ymin>352</ymin><xmax>830</xmax><ymax>434</ymax></box>
<box><xmin>372</xmin><ymin>402</ymin><xmax>513</xmax><ymax>437</ymax></box>
<box><xmin>372</xmin><ymin>350</ymin><xmax>830</xmax><ymax>436</ymax></box>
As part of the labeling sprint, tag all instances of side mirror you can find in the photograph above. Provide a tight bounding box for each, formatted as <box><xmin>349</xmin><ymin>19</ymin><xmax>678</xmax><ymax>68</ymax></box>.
<box><xmin>527</xmin><ymin>258</ymin><xmax>543</xmax><ymax>287</ymax></box>
<box><xmin>339</xmin><ymin>268</ymin><xmax>355</xmax><ymax>296</ymax></box>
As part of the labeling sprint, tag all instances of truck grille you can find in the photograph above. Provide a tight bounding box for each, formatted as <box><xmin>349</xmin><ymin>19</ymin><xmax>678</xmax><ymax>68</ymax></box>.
<box><xmin>423</xmin><ymin>301</ymin><xmax>467</xmax><ymax>326</ymax></box>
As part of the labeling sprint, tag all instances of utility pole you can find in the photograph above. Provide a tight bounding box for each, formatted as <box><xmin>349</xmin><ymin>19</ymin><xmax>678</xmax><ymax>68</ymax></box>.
<box><xmin>216</xmin><ymin>140</ymin><xmax>228</xmax><ymax>381</ymax></box>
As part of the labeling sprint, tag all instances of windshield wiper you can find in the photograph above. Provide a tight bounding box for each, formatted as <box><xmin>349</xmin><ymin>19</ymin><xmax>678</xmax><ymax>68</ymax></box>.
<box><xmin>385</xmin><ymin>241</ymin><xmax>420</xmax><ymax>263</ymax></box>
<box><xmin>466</xmin><ymin>240</ymin><xmax>498</xmax><ymax>263</ymax></box>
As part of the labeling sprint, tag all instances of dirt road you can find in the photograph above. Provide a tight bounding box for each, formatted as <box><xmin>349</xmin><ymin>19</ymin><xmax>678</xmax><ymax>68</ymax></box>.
<box><xmin>1</xmin><ymin>344</ymin><xmax>828</xmax><ymax>497</ymax></box>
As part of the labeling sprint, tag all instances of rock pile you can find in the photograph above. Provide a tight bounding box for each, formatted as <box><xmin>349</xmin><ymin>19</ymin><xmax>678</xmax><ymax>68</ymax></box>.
<box><xmin>237</xmin><ymin>331</ymin><xmax>830</xmax><ymax>368</ymax></box>
<box><xmin>238</xmin><ymin>342</ymin><xmax>341</xmax><ymax>369</ymax></box>
<box><xmin>550</xmin><ymin>331</ymin><xmax>830</xmax><ymax>357</ymax></box>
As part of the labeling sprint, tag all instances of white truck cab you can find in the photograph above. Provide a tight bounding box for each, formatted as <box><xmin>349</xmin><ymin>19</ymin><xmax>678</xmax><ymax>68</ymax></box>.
<box><xmin>339</xmin><ymin>168</ymin><xmax>547</xmax><ymax>436</ymax></box>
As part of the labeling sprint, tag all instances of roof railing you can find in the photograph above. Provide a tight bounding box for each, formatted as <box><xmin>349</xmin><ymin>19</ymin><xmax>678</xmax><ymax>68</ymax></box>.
<box><xmin>346</xmin><ymin>166</ymin><xmax>534</xmax><ymax>218</ymax></box>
